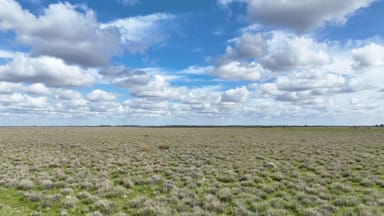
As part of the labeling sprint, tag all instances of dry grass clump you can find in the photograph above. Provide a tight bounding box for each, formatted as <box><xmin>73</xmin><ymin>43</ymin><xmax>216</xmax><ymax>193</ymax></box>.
<box><xmin>39</xmin><ymin>179</ymin><xmax>54</xmax><ymax>189</ymax></box>
<box><xmin>115</xmin><ymin>176</ymin><xmax>134</xmax><ymax>188</ymax></box>
<box><xmin>17</xmin><ymin>179</ymin><xmax>34</xmax><ymax>190</ymax></box>
<box><xmin>216</xmin><ymin>170</ymin><xmax>237</xmax><ymax>183</ymax></box>
<box><xmin>95</xmin><ymin>199</ymin><xmax>115</xmax><ymax>214</ymax></box>
<box><xmin>129</xmin><ymin>196</ymin><xmax>147</xmax><ymax>208</ymax></box>
<box><xmin>158</xmin><ymin>143</ymin><xmax>170</xmax><ymax>150</ymax></box>
<box><xmin>77</xmin><ymin>191</ymin><xmax>92</xmax><ymax>200</ymax></box>
<box><xmin>60</xmin><ymin>187</ymin><xmax>73</xmax><ymax>195</ymax></box>
<box><xmin>62</xmin><ymin>195</ymin><xmax>78</xmax><ymax>209</ymax></box>
<box><xmin>333</xmin><ymin>195</ymin><xmax>359</xmax><ymax>207</ymax></box>
<box><xmin>216</xmin><ymin>188</ymin><xmax>232</xmax><ymax>202</ymax></box>
<box><xmin>203</xmin><ymin>194</ymin><xmax>224</xmax><ymax>212</ymax></box>
<box><xmin>140</xmin><ymin>144</ymin><xmax>154</xmax><ymax>152</ymax></box>
<box><xmin>24</xmin><ymin>192</ymin><xmax>43</xmax><ymax>202</ymax></box>
<box><xmin>0</xmin><ymin>127</ymin><xmax>384</xmax><ymax>215</ymax></box>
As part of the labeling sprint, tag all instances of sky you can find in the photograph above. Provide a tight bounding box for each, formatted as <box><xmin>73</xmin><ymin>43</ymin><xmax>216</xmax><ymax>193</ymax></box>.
<box><xmin>0</xmin><ymin>0</ymin><xmax>384</xmax><ymax>126</ymax></box>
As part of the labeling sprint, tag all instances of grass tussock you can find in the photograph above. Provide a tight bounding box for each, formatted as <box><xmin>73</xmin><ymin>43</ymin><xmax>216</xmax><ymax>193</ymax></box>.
<box><xmin>158</xmin><ymin>143</ymin><xmax>170</xmax><ymax>150</ymax></box>
<box><xmin>140</xmin><ymin>144</ymin><xmax>154</xmax><ymax>152</ymax></box>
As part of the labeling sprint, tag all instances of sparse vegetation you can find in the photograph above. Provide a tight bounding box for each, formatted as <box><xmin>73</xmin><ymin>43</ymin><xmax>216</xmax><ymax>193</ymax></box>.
<box><xmin>0</xmin><ymin>127</ymin><xmax>384</xmax><ymax>215</ymax></box>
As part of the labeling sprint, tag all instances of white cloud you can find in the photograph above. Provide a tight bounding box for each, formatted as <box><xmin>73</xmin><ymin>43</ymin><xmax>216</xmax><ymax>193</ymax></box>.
<box><xmin>183</xmin><ymin>87</ymin><xmax>221</xmax><ymax>106</ymax></box>
<box><xmin>220</xmin><ymin>0</ymin><xmax>375</xmax><ymax>32</ymax></box>
<box><xmin>101</xmin><ymin>13</ymin><xmax>175</xmax><ymax>54</ymax></box>
<box><xmin>226</xmin><ymin>31</ymin><xmax>331</xmax><ymax>71</ymax></box>
<box><xmin>0</xmin><ymin>54</ymin><xmax>95</xmax><ymax>87</ymax></box>
<box><xmin>180</xmin><ymin>65</ymin><xmax>213</xmax><ymax>75</ymax></box>
<box><xmin>262</xmin><ymin>33</ymin><xmax>331</xmax><ymax>71</ymax></box>
<box><xmin>221</xmin><ymin>86</ymin><xmax>250</xmax><ymax>102</ymax></box>
<box><xmin>118</xmin><ymin>0</ymin><xmax>140</xmax><ymax>7</ymax></box>
<box><xmin>54</xmin><ymin>88</ymin><xmax>119</xmax><ymax>114</ymax></box>
<box><xmin>255</xmin><ymin>70</ymin><xmax>363</xmax><ymax>111</ymax></box>
<box><xmin>275</xmin><ymin>71</ymin><xmax>361</xmax><ymax>94</ymax></box>
<box><xmin>228</xmin><ymin>32</ymin><xmax>268</xmax><ymax>59</ymax></box>
<box><xmin>54</xmin><ymin>89</ymin><xmax>83</xmax><ymax>101</ymax></box>
<box><xmin>352</xmin><ymin>43</ymin><xmax>384</xmax><ymax>69</ymax></box>
<box><xmin>25</xmin><ymin>83</ymin><xmax>51</xmax><ymax>95</ymax></box>
<box><xmin>217</xmin><ymin>0</ymin><xmax>244</xmax><ymax>6</ymax></box>
<box><xmin>212</xmin><ymin>60</ymin><xmax>263</xmax><ymax>80</ymax></box>
<box><xmin>0</xmin><ymin>93</ymin><xmax>49</xmax><ymax>109</ymax></box>
<box><xmin>0</xmin><ymin>49</ymin><xmax>16</xmax><ymax>58</ymax></box>
<box><xmin>87</xmin><ymin>89</ymin><xmax>116</xmax><ymax>102</ymax></box>
<box><xmin>0</xmin><ymin>0</ymin><xmax>120</xmax><ymax>67</ymax></box>
<box><xmin>101</xmin><ymin>67</ymin><xmax>188</xmax><ymax>100</ymax></box>
<box><xmin>0</xmin><ymin>82</ymin><xmax>22</xmax><ymax>94</ymax></box>
<box><xmin>123</xmin><ymin>98</ymin><xmax>170</xmax><ymax>114</ymax></box>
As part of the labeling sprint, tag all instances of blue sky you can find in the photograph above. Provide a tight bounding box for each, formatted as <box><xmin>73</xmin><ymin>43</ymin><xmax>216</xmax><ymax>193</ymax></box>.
<box><xmin>0</xmin><ymin>0</ymin><xmax>384</xmax><ymax>125</ymax></box>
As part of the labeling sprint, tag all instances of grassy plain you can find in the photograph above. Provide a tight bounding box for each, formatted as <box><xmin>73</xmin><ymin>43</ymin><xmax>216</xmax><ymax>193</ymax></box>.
<box><xmin>0</xmin><ymin>127</ymin><xmax>384</xmax><ymax>215</ymax></box>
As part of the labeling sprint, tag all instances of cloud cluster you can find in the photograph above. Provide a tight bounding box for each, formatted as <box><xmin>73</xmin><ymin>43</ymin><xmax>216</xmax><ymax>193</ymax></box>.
<box><xmin>0</xmin><ymin>0</ymin><xmax>184</xmax><ymax>121</ymax></box>
<box><xmin>0</xmin><ymin>0</ymin><xmax>175</xmax><ymax>67</ymax></box>
<box><xmin>100</xmin><ymin>66</ymin><xmax>257</xmax><ymax>119</ymax></box>
<box><xmin>221</xmin><ymin>87</ymin><xmax>250</xmax><ymax>102</ymax></box>
<box><xmin>209</xmin><ymin>1</ymin><xmax>384</xmax><ymax>124</ymax></box>
<box><xmin>101</xmin><ymin>67</ymin><xmax>188</xmax><ymax>100</ymax></box>
<box><xmin>212</xmin><ymin>61</ymin><xmax>263</xmax><ymax>80</ymax></box>
<box><xmin>101</xmin><ymin>13</ymin><xmax>175</xmax><ymax>54</ymax></box>
<box><xmin>352</xmin><ymin>43</ymin><xmax>384</xmax><ymax>69</ymax></box>
<box><xmin>222</xmin><ymin>31</ymin><xmax>331</xmax><ymax>72</ymax></box>
<box><xmin>0</xmin><ymin>54</ymin><xmax>96</xmax><ymax>87</ymax></box>
<box><xmin>0</xmin><ymin>0</ymin><xmax>119</xmax><ymax>67</ymax></box>
<box><xmin>219</xmin><ymin>0</ymin><xmax>375</xmax><ymax>32</ymax></box>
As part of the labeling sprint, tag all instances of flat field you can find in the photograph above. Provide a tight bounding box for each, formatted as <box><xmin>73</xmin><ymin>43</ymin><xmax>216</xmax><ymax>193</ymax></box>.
<box><xmin>0</xmin><ymin>127</ymin><xmax>384</xmax><ymax>215</ymax></box>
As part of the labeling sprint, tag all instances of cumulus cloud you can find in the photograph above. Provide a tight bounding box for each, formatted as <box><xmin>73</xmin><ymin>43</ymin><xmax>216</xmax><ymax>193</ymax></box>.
<box><xmin>87</xmin><ymin>89</ymin><xmax>116</xmax><ymax>102</ymax></box>
<box><xmin>123</xmin><ymin>98</ymin><xmax>170</xmax><ymax>114</ymax></box>
<box><xmin>101</xmin><ymin>66</ymin><xmax>252</xmax><ymax>115</ymax></box>
<box><xmin>0</xmin><ymin>82</ymin><xmax>22</xmax><ymax>94</ymax></box>
<box><xmin>54</xmin><ymin>88</ymin><xmax>119</xmax><ymax>114</ymax></box>
<box><xmin>101</xmin><ymin>67</ymin><xmax>188</xmax><ymax>100</ymax></box>
<box><xmin>221</xmin><ymin>86</ymin><xmax>250</xmax><ymax>102</ymax></box>
<box><xmin>0</xmin><ymin>0</ymin><xmax>120</xmax><ymax>67</ymax></box>
<box><xmin>0</xmin><ymin>0</ymin><xmax>173</xmax><ymax>67</ymax></box>
<box><xmin>226</xmin><ymin>31</ymin><xmax>331</xmax><ymax>71</ymax></box>
<box><xmin>0</xmin><ymin>54</ymin><xmax>95</xmax><ymax>87</ymax></box>
<box><xmin>101</xmin><ymin>13</ymin><xmax>175</xmax><ymax>54</ymax></box>
<box><xmin>54</xmin><ymin>89</ymin><xmax>83</xmax><ymax>101</ymax></box>
<box><xmin>183</xmin><ymin>87</ymin><xmax>221</xmax><ymax>106</ymax></box>
<box><xmin>352</xmin><ymin>43</ymin><xmax>384</xmax><ymax>69</ymax></box>
<box><xmin>256</xmin><ymin>70</ymin><xmax>362</xmax><ymax>108</ymax></box>
<box><xmin>87</xmin><ymin>93</ymin><xmax>119</xmax><ymax>113</ymax></box>
<box><xmin>0</xmin><ymin>93</ymin><xmax>49</xmax><ymax>110</ymax></box>
<box><xmin>227</xmin><ymin>32</ymin><xmax>269</xmax><ymax>59</ymax></box>
<box><xmin>25</xmin><ymin>83</ymin><xmax>51</xmax><ymax>95</ymax></box>
<box><xmin>212</xmin><ymin>61</ymin><xmax>263</xmax><ymax>80</ymax></box>
<box><xmin>219</xmin><ymin>0</ymin><xmax>375</xmax><ymax>32</ymax></box>
<box><xmin>275</xmin><ymin>71</ymin><xmax>361</xmax><ymax>94</ymax></box>
<box><xmin>0</xmin><ymin>86</ymin><xmax>122</xmax><ymax>119</ymax></box>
